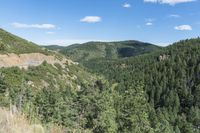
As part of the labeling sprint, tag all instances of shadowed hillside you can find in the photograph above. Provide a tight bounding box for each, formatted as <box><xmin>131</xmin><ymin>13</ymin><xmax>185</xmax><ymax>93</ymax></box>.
<box><xmin>46</xmin><ymin>40</ymin><xmax>161</xmax><ymax>62</ymax></box>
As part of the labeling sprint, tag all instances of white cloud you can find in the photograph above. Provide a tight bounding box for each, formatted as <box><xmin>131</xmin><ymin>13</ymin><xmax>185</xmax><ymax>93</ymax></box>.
<box><xmin>174</xmin><ymin>25</ymin><xmax>192</xmax><ymax>30</ymax></box>
<box><xmin>80</xmin><ymin>16</ymin><xmax>102</xmax><ymax>23</ymax></box>
<box><xmin>168</xmin><ymin>14</ymin><xmax>181</xmax><ymax>18</ymax></box>
<box><xmin>146</xmin><ymin>22</ymin><xmax>153</xmax><ymax>26</ymax></box>
<box><xmin>123</xmin><ymin>3</ymin><xmax>131</xmax><ymax>8</ymax></box>
<box><xmin>144</xmin><ymin>0</ymin><xmax>195</xmax><ymax>5</ymax></box>
<box><xmin>145</xmin><ymin>18</ymin><xmax>154</xmax><ymax>26</ymax></box>
<box><xmin>11</xmin><ymin>22</ymin><xmax>56</xmax><ymax>29</ymax></box>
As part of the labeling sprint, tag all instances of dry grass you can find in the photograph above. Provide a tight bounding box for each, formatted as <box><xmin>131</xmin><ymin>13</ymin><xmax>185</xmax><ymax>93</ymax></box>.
<box><xmin>0</xmin><ymin>107</ymin><xmax>43</xmax><ymax>133</ymax></box>
<box><xmin>0</xmin><ymin>107</ymin><xmax>67</xmax><ymax>133</ymax></box>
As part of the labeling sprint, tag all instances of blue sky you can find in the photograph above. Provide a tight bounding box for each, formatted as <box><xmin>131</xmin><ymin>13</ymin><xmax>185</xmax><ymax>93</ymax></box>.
<box><xmin>0</xmin><ymin>0</ymin><xmax>200</xmax><ymax>46</ymax></box>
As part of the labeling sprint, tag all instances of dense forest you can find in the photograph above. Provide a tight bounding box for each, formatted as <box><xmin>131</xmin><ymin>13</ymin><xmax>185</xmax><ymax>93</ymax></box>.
<box><xmin>46</xmin><ymin>41</ymin><xmax>161</xmax><ymax>62</ymax></box>
<box><xmin>0</xmin><ymin>29</ymin><xmax>200</xmax><ymax>133</ymax></box>
<box><xmin>82</xmin><ymin>38</ymin><xmax>200</xmax><ymax>133</ymax></box>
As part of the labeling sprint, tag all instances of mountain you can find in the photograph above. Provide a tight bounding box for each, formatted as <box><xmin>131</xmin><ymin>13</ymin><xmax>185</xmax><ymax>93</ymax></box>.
<box><xmin>83</xmin><ymin>38</ymin><xmax>200</xmax><ymax>132</ymax></box>
<box><xmin>0</xmin><ymin>29</ymin><xmax>110</xmax><ymax>132</ymax></box>
<box><xmin>46</xmin><ymin>40</ymin><xmax>161</xmax><ymax>62</ymax></box>
<box><xmin>1</xmin><ymin>28</ymin><xmax>200</xmax><ymax>133</ymax></box>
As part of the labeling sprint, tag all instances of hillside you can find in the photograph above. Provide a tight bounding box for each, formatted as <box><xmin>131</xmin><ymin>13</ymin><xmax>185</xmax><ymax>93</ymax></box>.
<box><xmin>0</xmin><ymin>28</ymin><xmax>76</xmax><ymax>69</ymax></box>
<box><xmin>2</xmin><ymin>28</ymin><xmax>200</xmax><ymax>132</ymax></box>
<box><xmin>46</xmin><ymin>40</ymin><xmax>161</xmax><ymax>62</ymax></box>
<box><xmin>0</xmin><ymin>29</ymin><xmax>114</xmax><ymax>132</ymax></box>
<box><xmin>83</xmin><ymin>38</ymin><xmax>200</xmax><ymax>132</ymax></box>
<box><xmin>0</xmin><ymin>28</ymin><xmax>48</xmax><ymax>54</ymax></box>
<box><xmin>0</xmin><ymin>29</ymin><xmax>152</xmax><ymax>133</ymax></box>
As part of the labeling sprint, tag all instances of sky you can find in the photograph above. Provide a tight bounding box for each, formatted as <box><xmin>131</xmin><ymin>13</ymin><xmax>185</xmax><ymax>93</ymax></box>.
<box><xmin>0</xmin><ymin>0</ymin><xmax>200</xmax><ymax>46</ymax></box>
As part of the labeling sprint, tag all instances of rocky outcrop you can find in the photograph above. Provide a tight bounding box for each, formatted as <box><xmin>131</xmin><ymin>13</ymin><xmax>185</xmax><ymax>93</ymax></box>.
<box><xmin>159</xmin><ymin>54</ymin><xmax>170</xmax><ymax>61</ymax></box>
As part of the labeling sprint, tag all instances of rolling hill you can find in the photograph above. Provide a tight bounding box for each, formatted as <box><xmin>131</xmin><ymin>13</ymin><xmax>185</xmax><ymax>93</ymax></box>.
<box><xmin>46</xmin><ymin>40</ymin><xmax>161</xmax><ymax>62</ymax></box>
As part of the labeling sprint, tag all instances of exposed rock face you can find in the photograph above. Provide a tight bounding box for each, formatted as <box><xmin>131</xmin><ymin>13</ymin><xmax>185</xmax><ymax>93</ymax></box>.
<box><xmin>159</xmin><ymin>54</ymin><xmax>170</xmax><ymax>61</ymax></box>
<box><xmin>0</xmin><ymin>53</ymin><xmax>76</xmax><ymax>69</ymax></box>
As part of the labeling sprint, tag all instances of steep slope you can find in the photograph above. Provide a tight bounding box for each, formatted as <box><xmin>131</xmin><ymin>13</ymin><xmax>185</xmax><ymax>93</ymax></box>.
<box><xmin>83</xmin><ymin>38</ymin><xmax>200</xmax><ymax>132</ymax></box>
<box><xmin>3</xmin><ymin>28</ymin><xmax>200</xmax><ymax>132</ymax></box>
<box><xmin>46</xmin><ymin>40</ymin><xmax>161</xmax><ymax>62</ymax></box>
<box><xmin>0</xmin><ymin>28</ymin><xmax>76</xmax><ymax>69</ymax></box>
<box><xmin>0</xmin><ymin>28</ymin><xmax>47</xmax><ymax>54</ymax></box>
<box><xmin>0</xmin><ymin>29</ymin><xmax>112</xmax><ymax>132</ymax></box>
<box><xmin>0</xmin><ymin>29</ymin><xmax>98</xmax><ymax>102</ymax></box>
<box><xmin>0</xmin><ymin>29</ymin><xmax>156</xmax><ymax>132</ymax></box>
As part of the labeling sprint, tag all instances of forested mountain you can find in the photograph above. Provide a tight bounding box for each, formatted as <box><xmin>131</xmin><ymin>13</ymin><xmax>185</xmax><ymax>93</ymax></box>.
<box><xmin>1</xmin><ymin>29</ymin><xmax>200</xmax><ymax>133</ymax></box>
<box><xmin>83</xmin><ymin>38</ymin><xmax>200</xmax><ymax>133</ymax></box>
<box><xmin>46</xmin><ymin>41</ymin><xmax>161</xmax><ymax>62</ymax></box>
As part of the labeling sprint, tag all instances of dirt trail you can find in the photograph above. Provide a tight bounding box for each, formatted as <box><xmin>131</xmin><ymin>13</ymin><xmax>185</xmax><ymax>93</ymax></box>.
<box><xmin>0</xmin><ymin>53</ymin><xmax>75</xmax><ymax>69</ymax></box>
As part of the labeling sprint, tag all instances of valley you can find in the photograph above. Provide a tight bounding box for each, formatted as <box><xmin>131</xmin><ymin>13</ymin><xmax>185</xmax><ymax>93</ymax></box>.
<box><xmin>0</xmin><ymin>29</ymin><xmax>200</xmax><ymax>133</ymax></box>
<box><xmin>1</xmin><ymin>1</ymin><xmax>200</xmax><ymax>132</ymax></box>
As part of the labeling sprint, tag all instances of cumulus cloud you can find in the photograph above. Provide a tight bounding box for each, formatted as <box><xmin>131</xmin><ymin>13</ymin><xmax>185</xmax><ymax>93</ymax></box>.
<box><xmin>123</xmin><ymin>3</ymin><xmax>131</xmax><ymax>8</ymax></box>
<box><xmin>11</xmin><ymin>22</ymin><xmax>56</xmax><ymax>29</ymax></box>
<box><xmin>80</xmin><ymin>16</ymin><xmax>102</xmax><ymax>23</ymax></box>
<box><xmin>174</xmin><ymin>25</ymin><xmax>192</xmax><ymax>30</ymax></box>
<box><xmin>146</xmin><ymin>22</ymin><xmax>153</xmax><ymax>26</ymax></box>
<box><xmin>144</xmin><ymin>0</ymin><xmax>195</xmax><ymax>5</ymax></box>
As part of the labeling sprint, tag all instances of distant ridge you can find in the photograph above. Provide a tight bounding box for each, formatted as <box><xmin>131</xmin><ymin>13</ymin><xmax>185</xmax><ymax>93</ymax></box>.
<box><xmin>45</xmin><ymin>40</ymin><xmax>161</xmax><ymax>62</ymax></box>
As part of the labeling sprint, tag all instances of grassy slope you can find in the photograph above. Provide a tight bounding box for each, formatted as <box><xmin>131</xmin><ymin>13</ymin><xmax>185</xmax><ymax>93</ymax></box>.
<box><xmin>0</xmin><ymin>28</ymin><xmax>47</xmax><ymax>54</ymax></box>
<box><xmin>45</xmin><ymin>41</ymin><xmax>161</xmax><ymax>62</ymax></box>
